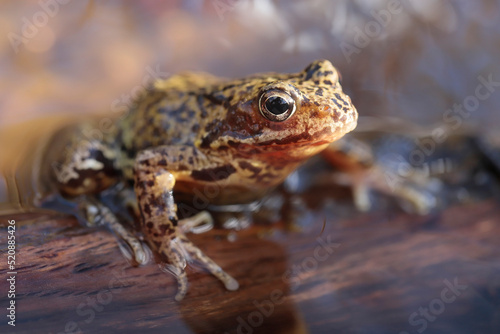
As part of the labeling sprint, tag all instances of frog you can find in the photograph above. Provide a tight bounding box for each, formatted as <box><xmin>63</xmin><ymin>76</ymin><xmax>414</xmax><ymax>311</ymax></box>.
<box><xmin>39</xmin><ymin>59</ymin><xmax>358</xmax><ymax>300</ymax></box>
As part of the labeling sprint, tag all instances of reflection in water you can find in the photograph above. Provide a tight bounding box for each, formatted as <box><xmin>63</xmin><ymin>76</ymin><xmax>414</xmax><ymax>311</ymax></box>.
<box><xmin>179</xmin><ymin>238</ymin><xmax>308</xmax><ymax>334</ymax></box>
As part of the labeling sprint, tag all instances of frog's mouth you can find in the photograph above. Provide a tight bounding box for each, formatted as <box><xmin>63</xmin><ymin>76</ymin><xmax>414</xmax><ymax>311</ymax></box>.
<box><xmin>232</xmin><ymin>134</ymin><xmax>340</xmax><ymax>162</ymax></box>
<box><xmin>256</xmin><ymin>125</ymin><xmax>343</xmax><ymax>148</ymax></box>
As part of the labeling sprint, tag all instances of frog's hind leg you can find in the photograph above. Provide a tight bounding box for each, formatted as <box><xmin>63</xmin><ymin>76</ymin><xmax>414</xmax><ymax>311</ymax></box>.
<box><xmin>45</xmin><ymin>124</ymin><xmax>148</xmax><ymax>265</ymax></box>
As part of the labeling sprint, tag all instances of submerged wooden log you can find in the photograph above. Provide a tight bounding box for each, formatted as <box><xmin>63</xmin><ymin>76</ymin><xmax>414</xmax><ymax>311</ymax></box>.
<box><xmin>0</xmin><ymin>200</ymin><xmax>499</xmax><ymax>334</ymax></box>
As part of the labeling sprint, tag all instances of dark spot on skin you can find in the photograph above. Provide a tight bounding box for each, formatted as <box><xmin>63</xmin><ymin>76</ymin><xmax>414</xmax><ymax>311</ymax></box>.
<box><xmin>332</xmin><ymin>111</ymin><xmax>340</xmax><ymax>122</ymax></box>
<box><xmin>148</xmin><ymin>194</ymin><xmax>166</xmax><ymax>211</ymax></box>
<box><xmin>188</xmin><ymin>157</ymin><xmax>194</xmax><ymax>164</ymax></box>
<box><xmin>159</xmin><ymin>224</ymin><xmax>174</xmax><ymax>236</ymax></box>
<box><xmin>168</xmin><ymin>216</ymin><xmax>178</xmax><ymax>226</ymax></box>
<box><xmin>201</xmin><ymin>120</ymin><xmax>230</xmax><ymax>148</ymax></box>
<box><xmin>343</xmin><ymin>107</ymin><xmax>350</xmax><ymax>113</ymax></box>
<box><xmin>238</xmin><ymin>160</ymin><xmax>262</xmax><ymax>176</ymax></box>
<box><xmin>256</xmin><ymin>172</ymin><xmax>277</xmax><ymax>183</ymax></box>
<box><xmin>197</xmin><ymin>95</ymin><xmax>209</xmax><ymax>118</ymax></box>
<box><xmin>202</xmin><ymin>93</ymin><xmax>226</xmax><ymax>107</ymax></box>
<box><xmin>135</xmin><ymin>180</ymin><xmax>146</xmax><ymax>190</ymax></box>
<box><xmin>205</xmin><ymin>120</ymin><xmax>218</xmax><ymax>132</ymax></box>
<box><xmin>200</xmin><ymin>135</ymin><xmax>215</xmax><ymax>149</ymax></box>
<box><xmin>304</xmin><ymin>62</ymin><xmax>322</xmax><ymax>81</ymax></box>
<box><xmin>290</xmin><ymin>85</ymin><xmax>304</xmax><ymax>98</ymax></box>
<box><xmin>335</xmin><ymin>93</ymin><xmax>348</xmax><ymax>106</ymax></box>
<box><xmin>146</xmin><ymin>180</ymin><xmax>155</xmax><ymax>187</ymax></box>
<box><xmin>178</xmin><ymin>154</ymin><xmax>184</xmax><ymax>161</ymax></box>
<box><xmin>152</xmin><ymin>127</ymin><xmax>162</xmax><ymax>137</ymax></box>
<box><xmin>191</xmin><ymin>124</ymin><xmax>200</xmax><ymax>132</ymax></box>
<box><xmin>158</xmin><ymin>159</ymin><xmax>167</xmax><ymax>166</ymax></box>
<box><xmin>323</xmin><ymin>71</ymin><xmax>334</xmax><ymax>76</ymax></box>
<box><xmin>314</xmin><ymin>101</ymin><xmax>320</xmax><ymax>106</ymax></box>
<box><xmin>144</xmin><ymin>205</ymin><xmax>152</xmax><ymax>216</ymax></box>
<box><xmin>314</xmin><ymin>80</ymin><xmax>320</xmax><ymax>85</ymax></box>
<box><xmin>144</xmin><ymin>92</ymin><xmax>164</xmax><ymax>115</ymax></box>
<box><xmin>191</xmin><ymin>164</ymin><xmax>237</xmax><ymax>181</ymax></box>
<box><xmin>146</xmin><ymin>221</ymin><xmax>153</xmax><ymax>229</ymax></box>
<box><xmin>218</xmin><ymin>83</ymin><xmax>238</xmax><ymax>92</ymax></box>
<box><xmin>324</xmin><ymin>80</ymin><xmax>333</xmax><ymax>85</ymax></box>
<box><xmin>316</xmin><ymin>88</ymin><xmax>324</xmax><ymax>96</ymax></box>
<box><xmin>331</xmin><ymin>98</ymin><xmax>343</xmax><ymax>110</ymax></box>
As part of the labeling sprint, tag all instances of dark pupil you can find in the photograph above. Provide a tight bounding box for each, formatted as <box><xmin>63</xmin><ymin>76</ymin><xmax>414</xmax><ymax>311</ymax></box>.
<box><xmin>265</xmin><ymin>96</ymin><xmax>289</xmax><ymax>115</ymax></box>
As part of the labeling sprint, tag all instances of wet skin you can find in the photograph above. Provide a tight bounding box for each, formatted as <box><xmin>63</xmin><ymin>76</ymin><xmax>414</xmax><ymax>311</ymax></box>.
<box><xmin>45</xmin><ymin>60</ymin><xmax>358</xmax><ymax>300</ymax></box>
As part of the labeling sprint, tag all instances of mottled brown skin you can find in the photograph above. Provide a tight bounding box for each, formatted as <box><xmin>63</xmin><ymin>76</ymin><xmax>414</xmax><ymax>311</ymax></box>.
<box><xmin>46</xmin><ymin>60</ymin><xmax>358</xmax><ymax>300</ymax></box>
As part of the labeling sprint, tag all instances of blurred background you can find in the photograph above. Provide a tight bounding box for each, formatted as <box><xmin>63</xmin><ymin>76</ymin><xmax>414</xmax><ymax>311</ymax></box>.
<box><xmin>1</xmin><ymin>1</ymin><xmax>500</xmax><ymax>334</ymax></box>
<box><xmin>1</xmin><ymin>0</ymin><xmax>499</xmax><ymax>129</ymax></box>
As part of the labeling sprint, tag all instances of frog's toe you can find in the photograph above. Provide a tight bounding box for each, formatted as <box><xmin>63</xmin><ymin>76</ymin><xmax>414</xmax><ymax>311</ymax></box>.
<box><xmin>352</xmin><ymin>183</ymin><xmax>372</xmax><ymax>211</ymax></box>
<box><xmin>157</xmin><ymin>238</ymin><xmax>190</xmax><ymax>300</ymax></box>
<box><xmin>178</xmin><ymin>234</ymin><xmax>239</xmax><ymax>292</ymax></box>
<box><xmin>175</xmin><ymin>287</ymin><xmax>187</xmax><ymax>301</ymax></box>
<box><xmin>117</xmin><ymin>238</ymin><xmax>149</xmax><ymax>265</ymax></box>
<box><xmin>112</xmin><ymin>220</ymin><xmax>150</xmax><ymax>265</ymax></box>
<box><xmin>179</xmin><ymin>211</ymin><xmax>214</xmax><ymax>234</ymax></box>
<box><xmin>396</xmin><ymin>186</ymin><xmax>437</xmax><ymax>215</ymax></box>
<box><xmin>132</xmin><ymin>243</ymin><xmax>149</xmax><ymax>265</ymax></box>
<box><xmin>160</xmin><ymin>264</ymin><xmax>188</xmax><ymax>301</ymax></box>
<box><xmin>173</xmin><ymin>271</ymin><xmax>188</xmax><ymax>301</ymax></box>
<box><xmin>223</xmin><ymin>276</ymin><xmax>239</xmax><ymax>291</ymax></box>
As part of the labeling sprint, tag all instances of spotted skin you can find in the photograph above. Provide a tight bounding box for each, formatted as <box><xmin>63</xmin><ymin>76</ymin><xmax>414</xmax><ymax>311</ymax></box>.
<box><xmin>44</xmin><ymin>60</ymin><xmax>358</xmax><ymax>300</ymax></box>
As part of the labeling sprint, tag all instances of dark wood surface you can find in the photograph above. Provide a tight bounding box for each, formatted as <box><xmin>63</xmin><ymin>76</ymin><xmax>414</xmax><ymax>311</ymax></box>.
<box><xmin>1</xmin><ymin>199</ymin><xmax>500</xmax><ymax>334</ymax></box>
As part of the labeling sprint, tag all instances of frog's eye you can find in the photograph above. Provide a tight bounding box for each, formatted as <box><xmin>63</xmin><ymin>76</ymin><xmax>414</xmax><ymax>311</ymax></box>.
<box><xmin>259</xmin><ymin>90</ymin><xmax>296</xmax><ymax>122</ymax></box>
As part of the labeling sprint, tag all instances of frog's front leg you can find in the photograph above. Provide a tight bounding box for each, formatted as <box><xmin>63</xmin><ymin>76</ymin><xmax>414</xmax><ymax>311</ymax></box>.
<box><xmin>133</xmin><ymin>146</ymin><xmax>238</xmax><ymax>300</ymax></box>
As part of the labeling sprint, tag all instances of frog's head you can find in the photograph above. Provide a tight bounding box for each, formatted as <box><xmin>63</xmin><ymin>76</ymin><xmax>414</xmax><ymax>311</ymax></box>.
<box><xmin>202</xmin><ymin>59</ymin><xmax>358</xmax><ymax>163</ymax></box>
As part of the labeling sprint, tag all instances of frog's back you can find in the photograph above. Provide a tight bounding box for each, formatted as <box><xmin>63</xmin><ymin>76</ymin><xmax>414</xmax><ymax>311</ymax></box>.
<box><xmin>117</xmin><ymin>72</ymin><xmax>227</xmax><ymax>155</ymax></box>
